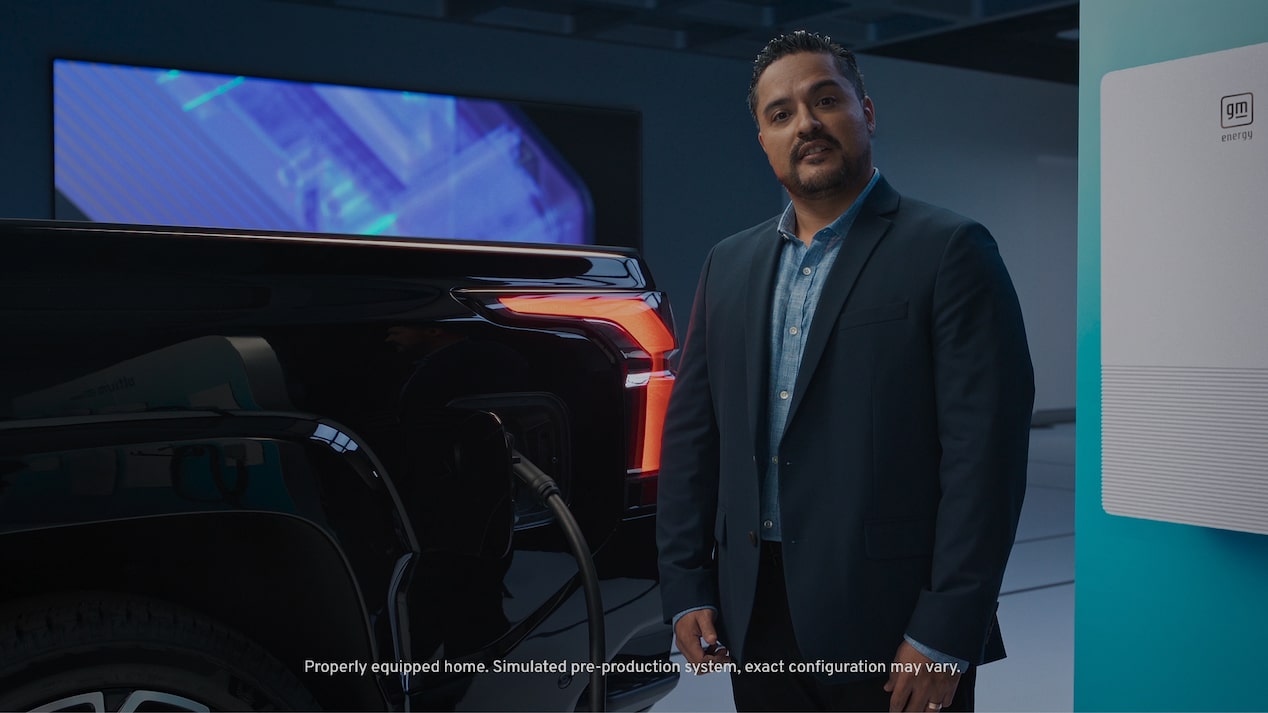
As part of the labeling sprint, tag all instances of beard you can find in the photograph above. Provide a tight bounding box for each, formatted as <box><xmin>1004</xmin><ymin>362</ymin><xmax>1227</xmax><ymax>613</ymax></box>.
<box><xmin>781</xmin><ymin>134</ymin><xmax>869</xmax><ymax>199</ymax></box>
<box><xmin>784</xmin><ymin>161</ymin><xmax>852</xmax><ymax>198</ymax></box>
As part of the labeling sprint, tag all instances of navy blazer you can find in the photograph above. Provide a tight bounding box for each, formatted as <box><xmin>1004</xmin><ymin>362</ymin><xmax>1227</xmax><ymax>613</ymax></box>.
<box><xmin>656</xmin><ymin>176</ymin><xmax>1034</xmax><ymax>672</ymax></box>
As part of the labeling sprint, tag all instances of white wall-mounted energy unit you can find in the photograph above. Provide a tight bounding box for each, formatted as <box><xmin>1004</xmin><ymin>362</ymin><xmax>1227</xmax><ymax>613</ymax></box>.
<box><xmin>1101</xmin><ymin>41</ymin><xmax>1268</xmax><ymax>535</ymax></box>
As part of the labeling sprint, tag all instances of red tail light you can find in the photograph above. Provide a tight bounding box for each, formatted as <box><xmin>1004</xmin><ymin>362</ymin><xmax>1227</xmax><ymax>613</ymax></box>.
<box><xmin>496</xmin><ymin>294</ymin><xmax>675</xmax><ymax>511</ymax></box>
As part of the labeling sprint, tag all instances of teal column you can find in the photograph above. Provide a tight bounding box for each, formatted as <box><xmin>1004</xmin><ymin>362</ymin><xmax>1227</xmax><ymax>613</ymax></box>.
<box><xmin>1077</xmin><ymin>1</ymin><xmax>1268</xmax><ymax>710</ymax></box>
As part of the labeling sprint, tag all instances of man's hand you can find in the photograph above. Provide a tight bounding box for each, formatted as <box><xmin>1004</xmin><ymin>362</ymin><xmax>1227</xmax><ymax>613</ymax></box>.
<box><xmin>883</xmin><ymin>640</ymin><xmax>962</xmax><ymax>712</ymax></box>
<box><xmin>673</xmin><ymin>609</ymin><xmax>731</xmax><ymax>673</ymax></box>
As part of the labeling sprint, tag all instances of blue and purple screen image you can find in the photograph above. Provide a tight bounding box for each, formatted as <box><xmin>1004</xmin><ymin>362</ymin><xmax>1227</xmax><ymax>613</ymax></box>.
<box><xmin>54</xmin><ymin>59</ymin><xmax>593</xmax><ymax>245</ymax></box>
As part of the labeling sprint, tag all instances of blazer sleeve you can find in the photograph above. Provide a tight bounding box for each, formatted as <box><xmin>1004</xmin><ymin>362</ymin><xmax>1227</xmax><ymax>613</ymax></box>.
<box><xmin>656</xmin><ymin>246</ymin><xmax>723</xmax><ymax>623</ymax></box>
<box><xmin>904</xmin><ymin>222</ymin><xmax>1034</xmax><ymax>664</ymax></box>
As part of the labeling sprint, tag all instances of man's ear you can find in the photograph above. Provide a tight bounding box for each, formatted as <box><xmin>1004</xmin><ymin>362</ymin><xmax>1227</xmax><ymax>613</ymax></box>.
<box><xmin>757</xmin><ymin>131</ymin><xmax>766</xmax><ymax>150</ymax></box>
<box><xmin>862</xmin><ymin>96</ymin><xmax>876</xmax><ymax>136</ymax></box>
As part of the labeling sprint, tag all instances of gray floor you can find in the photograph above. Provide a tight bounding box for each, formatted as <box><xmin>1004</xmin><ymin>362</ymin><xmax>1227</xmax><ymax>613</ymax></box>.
<box><xmin>650</xmin><ymin>423</ymin><xmax>1076</xmax><ymax>712</ymax></box>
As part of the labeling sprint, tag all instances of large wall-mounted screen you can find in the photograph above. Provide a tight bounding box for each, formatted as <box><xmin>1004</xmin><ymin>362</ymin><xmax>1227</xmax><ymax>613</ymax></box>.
<box><xmin>54</xmin><ymin>59</ymin><xmax>641</xmax><ymax>247</ymax></box>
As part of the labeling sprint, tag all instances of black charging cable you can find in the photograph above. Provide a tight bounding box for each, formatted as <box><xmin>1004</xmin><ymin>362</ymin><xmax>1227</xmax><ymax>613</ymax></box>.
<box><xmin>510</xmin><ymin>450</ymin><xmax>606</xmax><ymax>713</ymax></box>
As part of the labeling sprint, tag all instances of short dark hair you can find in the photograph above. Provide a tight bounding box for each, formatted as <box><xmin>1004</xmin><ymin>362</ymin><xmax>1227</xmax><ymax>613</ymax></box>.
<box><xmin>747</xmin><ymin>30</ymin><xmax>866</xmax><ymax>123</ymax></box>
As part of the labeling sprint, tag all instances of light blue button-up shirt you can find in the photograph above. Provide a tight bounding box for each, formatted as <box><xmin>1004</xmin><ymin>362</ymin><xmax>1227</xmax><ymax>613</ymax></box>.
<box><xmin>760</xmin><ymin>168</ymin><xmax>881</xmax><ymax>541</ymax></box>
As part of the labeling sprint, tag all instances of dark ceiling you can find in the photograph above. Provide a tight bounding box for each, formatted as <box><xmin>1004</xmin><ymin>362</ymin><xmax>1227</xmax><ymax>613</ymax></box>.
<box><xmin>278</xmin><ymin>0</ymin><xmax>1079</xmax><ymax>84</ymax></box>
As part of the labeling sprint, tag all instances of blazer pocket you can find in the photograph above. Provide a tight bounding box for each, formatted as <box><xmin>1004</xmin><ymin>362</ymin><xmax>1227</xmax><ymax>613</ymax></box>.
<box><xmin>837</xmin><ymin>300</ymin><xmax>909</xmax><ymax>331</ymax></box>
<box><xmin>864</xmin><ymin>517</ymin><xmax>935</xmax><ymax>559</ymax></box>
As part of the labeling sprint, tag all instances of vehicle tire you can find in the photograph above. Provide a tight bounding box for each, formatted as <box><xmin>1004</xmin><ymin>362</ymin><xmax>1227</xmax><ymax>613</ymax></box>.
<box><xmin>0</xmin><ymin>592</ymin><xmax>318</xmax><ymax>711</ymax></box>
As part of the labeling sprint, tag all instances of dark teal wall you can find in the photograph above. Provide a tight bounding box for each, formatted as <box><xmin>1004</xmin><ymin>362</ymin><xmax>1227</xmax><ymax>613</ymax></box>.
<box><xmin>0</xmin><ymin>0</ymin><xmax>776</xmax><ymax>331</ymax></box>
<box><xmin>0</xmin><ymin>0</ymin><xmax>1079</xmax><ymax>406</ymax></box>
<box><xmin>1077</xmin><ymin>1</ymin><xmax>1268</xmax><ymax>710</ymax></box>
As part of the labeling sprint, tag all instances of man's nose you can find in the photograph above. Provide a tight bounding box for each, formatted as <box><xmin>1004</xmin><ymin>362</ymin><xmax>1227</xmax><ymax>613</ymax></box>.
<box><xmin>795</xmin><ymin>106</ymin><xmax>822</xmax><ymax>136</ymax></box>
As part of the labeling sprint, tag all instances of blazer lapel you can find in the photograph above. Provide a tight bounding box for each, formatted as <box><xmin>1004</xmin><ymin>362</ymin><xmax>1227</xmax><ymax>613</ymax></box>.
<box><xmin>746</xmin><ymin>227</ymin><xmax>783</xmax><ymax>452</ymax></box>
<box><xmin>784</xmin><ymin>179</ymin><xmax>898</xmax><ymax>430</ymax></box>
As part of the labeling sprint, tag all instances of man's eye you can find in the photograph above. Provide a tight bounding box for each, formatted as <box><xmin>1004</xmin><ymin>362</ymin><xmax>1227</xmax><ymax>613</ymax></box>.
<box><xmin>818</xmin><ymin>96</ymin><xmax>837</xmax><ymax>106</ymax></box>
<box><xmin>771</xmin><ymin>111</ymin><xmax>789</xmax><ymax>122</ymax></box>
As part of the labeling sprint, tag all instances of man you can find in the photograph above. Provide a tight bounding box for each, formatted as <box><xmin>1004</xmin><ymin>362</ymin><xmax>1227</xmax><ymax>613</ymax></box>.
<box><xmin>656</xmin><ymin>31</ymin><xmax>1034</xmax><ymax>712</ymax></box>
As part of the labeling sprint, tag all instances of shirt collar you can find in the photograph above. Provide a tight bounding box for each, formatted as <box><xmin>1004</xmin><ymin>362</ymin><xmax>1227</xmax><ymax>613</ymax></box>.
<box><xmin>776</xmin><ymin>167</ymin><xmax>882</xmax><ymax>244</ymax></box>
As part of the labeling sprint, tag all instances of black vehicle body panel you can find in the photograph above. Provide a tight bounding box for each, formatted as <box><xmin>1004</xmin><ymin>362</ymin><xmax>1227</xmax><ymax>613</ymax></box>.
<box><xmin>0</xmin><ymin>220</ymin><xmax>675</xmax><ymax>711</ymax></box>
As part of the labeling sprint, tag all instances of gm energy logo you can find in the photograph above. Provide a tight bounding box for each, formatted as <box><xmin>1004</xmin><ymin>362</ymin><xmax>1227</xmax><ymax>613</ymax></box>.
<box><xmin>1221</xmin><ymin>92</ymin><xmax>1253</xmax><ymax>142</ymax></box>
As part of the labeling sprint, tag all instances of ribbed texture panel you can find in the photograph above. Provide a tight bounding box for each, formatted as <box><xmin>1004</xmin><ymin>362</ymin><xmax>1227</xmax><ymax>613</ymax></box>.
<box><xmin>1102</xmin><ymin>365</ymin><xmax>1268</xmax><ymax>535</ymax></box>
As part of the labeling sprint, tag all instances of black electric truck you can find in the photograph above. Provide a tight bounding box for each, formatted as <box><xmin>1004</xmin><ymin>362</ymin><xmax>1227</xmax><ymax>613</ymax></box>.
<box><xmin>0</xmin><ymin>219</ymin><xmax>679</xmax><ymax>711</ymax></box>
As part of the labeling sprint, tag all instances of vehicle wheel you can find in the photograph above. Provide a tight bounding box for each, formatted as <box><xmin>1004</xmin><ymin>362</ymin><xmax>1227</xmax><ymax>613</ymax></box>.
<box><xmin>0</xmin><ymin>593</ymin><xmax>318</xmax><ymax>711</ymax></box>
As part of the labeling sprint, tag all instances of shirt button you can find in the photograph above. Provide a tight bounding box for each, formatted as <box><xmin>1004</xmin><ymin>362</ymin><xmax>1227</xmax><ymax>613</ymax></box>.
<box><xmin>779</xmin><ymin>390</ymin><xmax>789</xmax><ymax>400</ymax></box>
<box><xmin>802</xmin><ymin>267</ymin><xmax>812</xmax><ymax>276</ymax></box>
<box><xmin>763</xmin><ymin>519</ymin><xmax>774</xmax><ymax>529</ymax></box>
<box><xmin>771</xmin><ymin>456</ymin><xmax>779</xmax><ymax>464</ymax></box>
<box><xmin>789</xmin><ymin>326</ymin><xmax>799</xmax><ymax>336</ymax></box>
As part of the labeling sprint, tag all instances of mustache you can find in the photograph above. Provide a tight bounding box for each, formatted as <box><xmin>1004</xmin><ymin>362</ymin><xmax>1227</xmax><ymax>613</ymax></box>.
<box><xmin>791</xmin><ymin>133</ymin><xmax>841</xmax><ymax>160</ymax></box>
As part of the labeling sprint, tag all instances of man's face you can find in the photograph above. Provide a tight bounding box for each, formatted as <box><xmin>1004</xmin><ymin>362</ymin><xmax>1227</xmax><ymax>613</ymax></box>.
<box><xmin>753</xmin><ymin>51</ymin><xmax>875</xmax><ymax>200</ymax></box>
